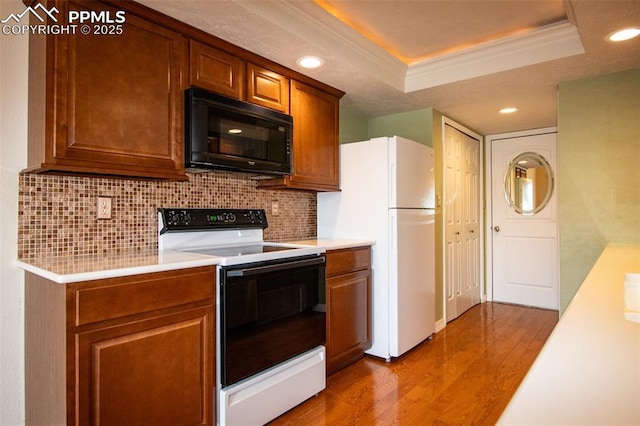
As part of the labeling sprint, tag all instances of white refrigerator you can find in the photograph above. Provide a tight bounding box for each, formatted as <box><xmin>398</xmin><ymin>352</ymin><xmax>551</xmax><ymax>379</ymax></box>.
<box><xmin>318</xmin><ymin>136</ymin><xmax>436</xmax><ymax>360</ymax></box>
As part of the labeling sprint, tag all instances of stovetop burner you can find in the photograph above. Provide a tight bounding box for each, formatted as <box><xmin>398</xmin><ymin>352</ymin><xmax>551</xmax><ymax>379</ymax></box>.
<box><xmin>185</xmin><ymin>244</ymin><xmax>296</xmax><ymax>258</ymax></box>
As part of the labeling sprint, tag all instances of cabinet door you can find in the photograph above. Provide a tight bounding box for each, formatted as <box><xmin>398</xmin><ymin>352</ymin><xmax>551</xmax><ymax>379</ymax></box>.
<box><xmin>40</xmin><ymin>0</ymin><xmax>188</xmax><ymax>180</ymax></box>
<box><xmin>190</xmin><ymin>39</ymin><xmax>245</xmax><ymax>99</ymax></box>
<box><xmin>326</xmin><ymin>269</ymin><xmax>372</xmax><ymax>374</ymax></box>
<box><xmin>75</xmin><ymin>306</ymin><xmax>214</xmax><ymax>425</ymax></box>
<box><xmin>290</xmin><ymin>80</ymin><xmax>340</xmax><ymax>190</ymax></box>
<box><xmin>247</xmin><ymin>63</ymin><xmax>289</xmax><ymax>113</ymax></box>
<box><xmin>258</xmin><ymin>80</ymin><xmax>340</xmax><ymax>191</ymax></box>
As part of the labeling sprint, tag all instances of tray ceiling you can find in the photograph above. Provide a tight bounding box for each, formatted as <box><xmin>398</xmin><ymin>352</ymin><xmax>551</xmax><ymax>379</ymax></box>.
<box><xmin>138</xmin><ymin>0</ymin><xmax>640</xmax><ymax>135</ymax></box>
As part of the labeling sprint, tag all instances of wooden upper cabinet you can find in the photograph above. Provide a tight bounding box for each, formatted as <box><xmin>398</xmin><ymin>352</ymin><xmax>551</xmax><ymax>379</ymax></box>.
<box><xmin>189</xmin><ymin>46</ymin><xmax>288</xmax><ymax>113</ymax></box>
<box><xmin>246</xmin><ymin>63</ymin><xmax>289</xmax><ymax>113</ymax></box>
<box><xmin>26</xmin><ymin>0</ymin><xmax>188</xmax><ymax>180</ymax></box>
<box><xmin>259</xmin><ymin>80</ymin><xmax>343</xmax><ymax>191</ymax></box>
<box><xmin>190</xmin><ymin>39</ymin><xmax>245</xmax><ymax>99</ymax></box>
<box><xmin>24</xmin><ymin>0</ymin><xmax>344</xmax><ymax>186</ymax></box>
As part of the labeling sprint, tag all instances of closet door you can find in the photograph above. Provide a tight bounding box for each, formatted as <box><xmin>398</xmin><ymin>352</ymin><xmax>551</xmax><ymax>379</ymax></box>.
<box><xmin>444</xmin><ymin>121</ymin><xmax>482</xmax><ymax>322</ymax></box>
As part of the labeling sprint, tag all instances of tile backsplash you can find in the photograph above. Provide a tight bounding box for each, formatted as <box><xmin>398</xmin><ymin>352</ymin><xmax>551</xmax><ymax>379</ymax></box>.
<box><xmin>18</xmin><ymin>171</ymin><xmax>317</xmax><ymax>260</ymax></box>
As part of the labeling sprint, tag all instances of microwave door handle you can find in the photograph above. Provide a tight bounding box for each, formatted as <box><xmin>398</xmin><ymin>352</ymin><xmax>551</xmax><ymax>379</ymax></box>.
<box><xmin>225</xmin><ymin>256</ymin><xmax>325</xmax><ymax>277</ymax></box>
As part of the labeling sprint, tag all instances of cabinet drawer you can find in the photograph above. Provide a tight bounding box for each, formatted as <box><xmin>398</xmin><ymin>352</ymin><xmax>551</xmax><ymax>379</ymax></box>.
<box><xmin>326</xmin><ymin>246</ymin><xmax>371</xmax><ymax>277</ymax></box>
<box><xmin>73</xmin><ymin>267</ymin><xmax>215</xmax><ymax>326</ymax></box>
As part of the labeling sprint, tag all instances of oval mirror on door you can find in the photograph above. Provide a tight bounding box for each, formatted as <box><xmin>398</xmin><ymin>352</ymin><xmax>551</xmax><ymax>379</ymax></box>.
<box><xmin>503</xmin><ymin>152</ymin><xmax>554</xmax><ymax>215</ymax></box>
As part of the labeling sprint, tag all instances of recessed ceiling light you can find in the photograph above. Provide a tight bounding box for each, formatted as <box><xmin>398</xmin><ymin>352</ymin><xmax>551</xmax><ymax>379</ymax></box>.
<box><xmin>296</xmin><ymin>55</ymin><xmax>324</xmax><ymax>69</ymax></box>
<box><xmin>228</xmin><ymin>128</ymin><xmax>242</xmax><ymax>134</ymax></box>
<box><xmin>499</xmin><ymin>107</ymin><xmax>518</xmax><ymax>114</ymax></box>
<box><xmin>607</xmin><ymin>28</ymin><xmax>640</xmax><ymax>42</ymax></box>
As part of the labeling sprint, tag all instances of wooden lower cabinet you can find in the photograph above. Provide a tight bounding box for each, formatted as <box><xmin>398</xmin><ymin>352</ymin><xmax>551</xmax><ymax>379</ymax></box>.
<box><xmin>25</xmin><ymin>266</ymin><xmax>216</xmax><ymax>426</ymax></box>
<box><xmin>325</xmin><ymin>246</ymin><xmax>372</xmax><ymax>375</ymax></box>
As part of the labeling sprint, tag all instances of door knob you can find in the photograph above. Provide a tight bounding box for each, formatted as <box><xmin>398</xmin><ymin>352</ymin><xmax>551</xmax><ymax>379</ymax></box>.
<box><xmin>493</xmin><ymin>226</ymin><xmax>500</xmax><ymax>232</ymax></box>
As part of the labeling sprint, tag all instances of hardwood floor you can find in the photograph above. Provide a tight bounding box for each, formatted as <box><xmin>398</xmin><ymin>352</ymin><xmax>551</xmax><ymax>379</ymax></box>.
<box><xmin>270</xmin><ymin>302</ymin><xmax>558</xmax><ymax>425</ymax></box>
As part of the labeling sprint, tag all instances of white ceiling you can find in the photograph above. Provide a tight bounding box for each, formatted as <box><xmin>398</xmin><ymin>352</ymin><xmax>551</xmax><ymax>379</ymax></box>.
<box><xmin>138</xmin><ymin>0</ymin><xmax>640</xmax><ymax>135</ymax></box>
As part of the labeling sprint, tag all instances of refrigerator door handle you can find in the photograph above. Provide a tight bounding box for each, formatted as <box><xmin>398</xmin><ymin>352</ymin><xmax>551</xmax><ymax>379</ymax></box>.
<box><xmin>389</xmin><ymin>210</ymin><xmax>397</xmax><ymax>257</ymax></box>
<box><xmin>389</xmin><ymin>162</ymin><xmax>396</xmax><ymax>206</ymax></box>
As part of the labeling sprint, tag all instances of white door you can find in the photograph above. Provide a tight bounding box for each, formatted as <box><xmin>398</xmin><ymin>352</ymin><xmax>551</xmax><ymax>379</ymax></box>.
<box><xmin>490</xmin><ymin>130</ymin><xmax>558</xmax><ymax>310</ymax></box>
<box><xmin>444</xmin><ymin>121</ymin><xmax>482</xmax><ymax>322</ymax></box>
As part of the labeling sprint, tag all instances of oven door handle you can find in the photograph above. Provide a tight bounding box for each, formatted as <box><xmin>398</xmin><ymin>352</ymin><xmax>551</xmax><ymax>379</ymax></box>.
<box><xmin>225</xmin><ymin>256</ymin><xmax>325</xmax><ymax>277</ymax></box>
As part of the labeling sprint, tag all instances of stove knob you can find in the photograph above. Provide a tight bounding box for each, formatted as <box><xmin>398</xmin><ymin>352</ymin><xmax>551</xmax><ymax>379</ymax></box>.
<box><xmin>254</xmin><ymin>211</ymin><xmax>263</xmax><ymax>224</ymax></box>
<box><xmin>257</xmin><ymin>210</ymin><xmax>265</xmax><ymax>223</ymax></box>
<box><xmin>179</xmin><ymin>211</ymin><xmax>192</xmax><ymax>225</ymax></box>
<box><xmin>167</xmin><ymin>211</ymin><xmax>180</xmax><ymax>226</ymax></box>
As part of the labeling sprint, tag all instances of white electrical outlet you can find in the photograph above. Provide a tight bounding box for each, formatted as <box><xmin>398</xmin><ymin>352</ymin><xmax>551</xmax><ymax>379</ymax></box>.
<box><xmin>271</xmin><ymin>201</ymin><xmax>279</xmax><ymax>216</ymax></box>
<box><xmin>97</xmin><ymin>197</ymin><xmax>112</xmax><ymax>219</ymax></box>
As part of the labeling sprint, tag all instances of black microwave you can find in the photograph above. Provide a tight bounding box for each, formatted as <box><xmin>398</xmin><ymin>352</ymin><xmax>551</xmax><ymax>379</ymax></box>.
<box><xmin>185</xmin><ymin>87</ymin><xmax>292</xmax><ymax>175</ymax></box>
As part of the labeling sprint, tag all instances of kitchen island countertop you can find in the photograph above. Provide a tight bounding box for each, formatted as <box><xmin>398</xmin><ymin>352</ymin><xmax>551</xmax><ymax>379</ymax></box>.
<box><xmin>15</xmin><ymin>250</ymin><xmax>220</xmax><ymax>284</ymax></box>
<box><xmin>498</xmin><ymin>244</ymin><xmax>640</xmax><ymax>425</ymax></box>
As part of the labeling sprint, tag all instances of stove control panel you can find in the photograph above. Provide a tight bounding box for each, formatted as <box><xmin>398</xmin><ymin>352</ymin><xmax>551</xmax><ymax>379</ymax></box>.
<box><xmin>158</xmin><ymin>208</ymin><xmax>268</xmax><ymax>233</ymax></box>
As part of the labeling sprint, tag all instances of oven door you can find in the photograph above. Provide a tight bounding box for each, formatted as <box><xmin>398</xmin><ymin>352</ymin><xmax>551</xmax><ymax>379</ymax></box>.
<box><xmin>220</xmin><ymin>255</ymin><xmax>326</xmax><ymax>387</ymax></box>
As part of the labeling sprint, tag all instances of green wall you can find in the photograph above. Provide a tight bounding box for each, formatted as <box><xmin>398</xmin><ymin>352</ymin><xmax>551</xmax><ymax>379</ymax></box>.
<box><xmin>558</xmin><ymin>68</ymin><xmax>640</xmax><ymax>312</ymax></box>
<box><xmin>339</xmin><ymin>109</ymin><xmax>369</xmax><ymax>143</ymax></box>
<box><xmin>430</xmin><ymin>109</ymin><xmax>445</xmax><ymax>324</ymax></box>
<box><xmin>368</xmin><ymin>108</ymin><xmax>434</xmax><ymax>146</ymax></box>
<box><xmin>339</xmin><ymin>107</ymin><xmax>436</xmax><ymax>146</ymax></box>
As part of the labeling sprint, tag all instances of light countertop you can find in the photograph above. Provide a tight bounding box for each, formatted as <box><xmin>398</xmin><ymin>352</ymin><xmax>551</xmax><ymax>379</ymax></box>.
<box><xmin>15</xmin><ymin>250</ymin><xmax>220</xmax><ymax>284</ymax></box>
<box><xmin>285</xmin><ymin>238</ymin><xmax>375</xmax><ymax>251</ymax></box>
<box><xmin>15</xmin><ymin>239</ymin><xmax>374</xmax><ymax>284</ymax></box>
<box><xmin>498</xmin><ymin>244</ymin><xmax>640</xmax><ymax>425</ymax></box>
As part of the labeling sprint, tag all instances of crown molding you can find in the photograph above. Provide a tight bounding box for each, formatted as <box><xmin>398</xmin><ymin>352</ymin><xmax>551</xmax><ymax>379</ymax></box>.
<box><xmin>231</xmin><ymin>2</ymin><xmax>584</xmax><ymax>95</ymax></box>
<box><xmin>234</xmin><ymin>0</ymin><xmax>407</xmax><ymax>91</ymax></box>
<box><xmin>405</xmin><ymin>21</ymin><xmax>584</xmax><ymax>92</ymax></box>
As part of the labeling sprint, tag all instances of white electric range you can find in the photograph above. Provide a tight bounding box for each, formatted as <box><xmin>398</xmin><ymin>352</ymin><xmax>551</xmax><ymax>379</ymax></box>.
<box><xmin>158</xmin><ymin>208</ymin><xmax>327</xmax><ymax>425</ymax></box>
